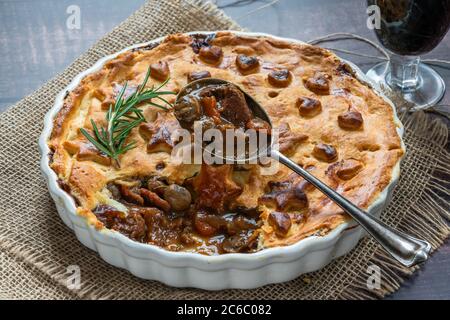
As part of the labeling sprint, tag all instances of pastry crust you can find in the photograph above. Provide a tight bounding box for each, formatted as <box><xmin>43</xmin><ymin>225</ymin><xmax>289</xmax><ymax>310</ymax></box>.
<box><xmin>48</xmin><ymin>32</ymin><xmax>403</xmax><ymax>252</ymax></box>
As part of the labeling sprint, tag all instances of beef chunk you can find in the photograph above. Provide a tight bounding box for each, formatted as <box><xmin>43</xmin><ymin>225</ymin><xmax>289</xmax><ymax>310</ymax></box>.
<box><xmin>139</xmin><ymin>207</ymin><xmax>185</xmax><ymax>249</ymax></box>
<box><xmin>140</xmin><ymin>188</ymin><xmax>171</xmax><ymax>212</ymax></box>
<box><xmin>199</xmin><ymin>84</ymin><xmax>253</xmax><ymax>128</ymax></box>
<box><xmin>222</xmin><ymin>230</ymin><xmax>259</xmax><ymax>253</ymax></box>
<box><xmin>304</xmin><ymin>72</ymin><xmax>331</xmax><ymax>95</ymax></box>
<box><xmin>236</xmin><ymin>54</ymin><xmax>260</xmax><ymax>73</ymax></box>
<box><xmin>118</xmin><ymin>184</ymin><xmax>144</xmax><ymax>205</ymax></box>
<box><xmin>149</xmin><ymin>61</ymin><xmax>170</xmax><ymax>81</ymax></box>
<box><xmin>190</xmin><ymin>33</ymin><xmax>216</xmax><ymax>53</ymax></box>
<box><xmin>193</xmin><ymin>164</ymin><xmax>242</xmax><ymax>213</ymax></box>
<box><xmin>268</xmin><ymin>69</ymin><xmax>292</xmax><ymax>87</ymax></box>
<box><xmin>199</xmin><ymin>46</ymin><xmax>223</xmax><ymax>64</ymax></box>
<box><xmin>278</xmin><ymin>123</ymin><xmax>308</xmax><ymax>156</ymax></box>
<box><xmin>93</xmin><ymin>205</ymin><xmax>147</xmax><ymax>242</ymax></box>
<box><xmin>338</xmin><ymin>111</ymin><xmax>364</xmax><ymax>130</ymax></box>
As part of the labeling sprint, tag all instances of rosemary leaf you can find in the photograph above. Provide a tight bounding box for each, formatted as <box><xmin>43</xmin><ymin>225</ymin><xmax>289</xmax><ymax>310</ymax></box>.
<box><xmin>80</xmin><ymin>66</ymin><xmax>175</xmax><ymax>167</ymax></box>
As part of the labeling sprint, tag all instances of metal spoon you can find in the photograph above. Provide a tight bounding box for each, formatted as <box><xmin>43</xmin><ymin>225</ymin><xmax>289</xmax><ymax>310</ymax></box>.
<box><xmin>176</xmin><ymin>78</ymin><xmax>431</xmax><ymax>267</ymax></box>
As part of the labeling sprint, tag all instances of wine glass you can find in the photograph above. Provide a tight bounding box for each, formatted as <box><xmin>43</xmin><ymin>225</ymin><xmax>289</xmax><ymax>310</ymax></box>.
<box><xmin>366</xmin><ymin>0</ymin><xmax>450</xmax><ymax>109</ymax></box>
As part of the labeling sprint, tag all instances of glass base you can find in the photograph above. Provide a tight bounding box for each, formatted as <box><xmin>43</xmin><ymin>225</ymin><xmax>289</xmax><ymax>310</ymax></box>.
<box><xmin>366</xmin><ymin>62</ymin><xmax>445</xmax><ymax>110</ymax></box>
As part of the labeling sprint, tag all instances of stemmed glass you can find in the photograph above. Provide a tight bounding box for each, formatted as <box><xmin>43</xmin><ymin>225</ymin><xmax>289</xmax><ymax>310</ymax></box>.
<box><xmin>366</xmin><ymin>0</ymin><xmax>450</xmax><ymax>109</ymax></box>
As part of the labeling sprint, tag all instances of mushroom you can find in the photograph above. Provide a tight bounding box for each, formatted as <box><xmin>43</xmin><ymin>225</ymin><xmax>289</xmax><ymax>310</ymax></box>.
<box><xmin>163</xmin><ymin>184</ymin><xmax>192</xmax><ymax>211</ymax></box>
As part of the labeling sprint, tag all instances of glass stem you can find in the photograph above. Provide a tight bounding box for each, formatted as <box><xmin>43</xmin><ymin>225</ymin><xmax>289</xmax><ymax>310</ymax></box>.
<box><xmin>387</xmin><ymin>54</ymin><xmax>420</xmax><ymax>92</ymax></box>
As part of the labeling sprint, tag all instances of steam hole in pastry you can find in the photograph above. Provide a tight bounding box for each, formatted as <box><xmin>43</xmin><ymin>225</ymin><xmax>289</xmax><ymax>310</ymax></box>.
<box><xmin>268</xmin><ymin>91</ymin><xmax>279</xmax><ymax>98</ymax></box>
<box><xmin>156</xmin><ymin>162</ymin><xmax>166</xmax><ymax>170</ymax></box>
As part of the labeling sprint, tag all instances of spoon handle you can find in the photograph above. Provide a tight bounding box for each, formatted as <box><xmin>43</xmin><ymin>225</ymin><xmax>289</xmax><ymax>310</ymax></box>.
<box><xmin>271</xmin><ymin>150</ymin><xmax>431</xmax><ymax>267</ymax></box>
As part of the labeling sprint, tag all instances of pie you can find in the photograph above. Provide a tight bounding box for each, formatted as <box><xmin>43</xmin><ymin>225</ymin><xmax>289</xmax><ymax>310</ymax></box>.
<box><xmin>48</xmin><ymin>32</ymin><xmax>404</xmax><ymax>255</ymax></box>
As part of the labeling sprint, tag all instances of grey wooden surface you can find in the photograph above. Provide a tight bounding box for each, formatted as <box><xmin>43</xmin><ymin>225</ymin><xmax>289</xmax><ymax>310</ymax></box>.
<box><xmin>0</xmin><ymin>0</ymin><xmax>449</xmax><ymax>299</ymax></box>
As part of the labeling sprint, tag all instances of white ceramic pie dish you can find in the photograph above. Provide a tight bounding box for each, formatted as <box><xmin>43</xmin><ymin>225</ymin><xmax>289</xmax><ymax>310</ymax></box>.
<box><xmin>39</xmin><ymin>31</ymin><xmax>405</xmax><ymax>290</ymax></box>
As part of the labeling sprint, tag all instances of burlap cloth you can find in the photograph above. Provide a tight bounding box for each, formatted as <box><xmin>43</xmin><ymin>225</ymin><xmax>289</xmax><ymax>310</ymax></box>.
<box><xmin>0</xmin><ymin>0</ymin><xmax>449</xmax><ymax>300</ymax></box>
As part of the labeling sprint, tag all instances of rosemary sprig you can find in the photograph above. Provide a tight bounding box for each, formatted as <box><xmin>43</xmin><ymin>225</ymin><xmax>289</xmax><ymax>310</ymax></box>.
<box><xmin>80</xmin><ymin>67</ymin><xmax>175</xmax><ymax>167</ymax></box>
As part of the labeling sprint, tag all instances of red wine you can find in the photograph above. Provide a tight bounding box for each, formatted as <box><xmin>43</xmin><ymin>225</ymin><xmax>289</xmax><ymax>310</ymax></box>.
<box><xmin>368</xmin><ymin>0</ymin><xmax>450</xmax><ymax>55</ymax></box>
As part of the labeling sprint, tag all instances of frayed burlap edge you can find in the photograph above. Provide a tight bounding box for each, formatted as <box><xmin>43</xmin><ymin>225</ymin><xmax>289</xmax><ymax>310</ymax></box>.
<box><xmin>339</xmin><ymin>109</ymin><xmax>450</xmax><ymax>299</ymax></box>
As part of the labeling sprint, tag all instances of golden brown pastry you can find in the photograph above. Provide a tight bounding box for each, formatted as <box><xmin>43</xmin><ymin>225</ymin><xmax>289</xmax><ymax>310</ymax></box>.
<box><xmin>48</xmin><ymin>32</ymin><xmax>403</xmax><ymax>255</ymax></box>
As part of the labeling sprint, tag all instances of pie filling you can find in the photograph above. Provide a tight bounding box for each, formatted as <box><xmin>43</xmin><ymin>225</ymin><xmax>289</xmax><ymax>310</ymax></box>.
<box><xmin>48</xmin><ymin>32</ymin><xmax>404</xmax><ymax>255</ymax></box>
<box><xmin>93</xmin><ymin>174</ymin><xmax>261</xmax><ymax>254</ymax></box>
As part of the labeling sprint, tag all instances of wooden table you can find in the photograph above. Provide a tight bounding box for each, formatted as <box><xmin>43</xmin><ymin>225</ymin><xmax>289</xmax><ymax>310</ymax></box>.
<box><xmin>1</xmin><ymin>0</ymin><xmax>449</xmax><ymax>299</ymax></box>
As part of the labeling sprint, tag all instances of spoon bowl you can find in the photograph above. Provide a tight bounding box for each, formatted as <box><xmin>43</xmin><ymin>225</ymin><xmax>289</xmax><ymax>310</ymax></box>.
<box><xmin>176</xmin><ymin>78</ymin><xmax>273</xmax><ymax>164</ymax></box>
